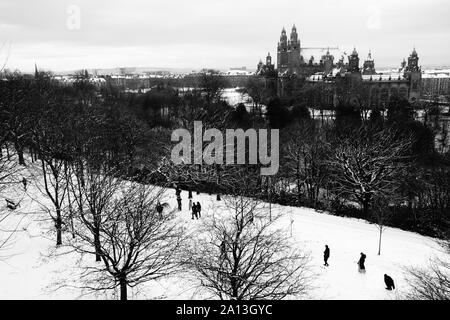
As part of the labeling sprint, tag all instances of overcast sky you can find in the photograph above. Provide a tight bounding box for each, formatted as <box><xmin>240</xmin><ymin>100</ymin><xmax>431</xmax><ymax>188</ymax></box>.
<box><xmin>1</xmin><ymin>0</ymin><xmax>449</xmax><ymax>72</ymax></box>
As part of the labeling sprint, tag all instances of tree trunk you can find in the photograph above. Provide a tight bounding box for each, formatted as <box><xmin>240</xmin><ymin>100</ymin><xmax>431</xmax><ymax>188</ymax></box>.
<box><xmin>56</xmin><ymin>209</ymin><xmax>62</xmax><ymax>246</ymax></box>
<box><xmin>362</xmin><ymin>198</ymin><xmax>370</xmax><ymax>217</ymax></box>
<box><xmin>67</xmin><ymin>192</ymin><xmax>75</xmax><ymax>239</ymax></box>
<box><xmin>119</xmin><ymin>277</ymin><xmax>127</xmax><ymax>300</ymax></box>
<box><xmin>94</xmin><ymin>227</ymin><xmax>101</xmax><ymax>262</ymax></box>
<box><xmin>378</xmin><ymin>227</ymin><xmax>382</xmax><ymax>255</ymax></box>
<box><xmin>14</xmin><ymin>141</ymin><xmax>25</xmax><ymax>165</ymax></box>
<box><xmin>6</xmin><ymin>143</ymin><xmax>10</xmax><ymax>160</ymax></box>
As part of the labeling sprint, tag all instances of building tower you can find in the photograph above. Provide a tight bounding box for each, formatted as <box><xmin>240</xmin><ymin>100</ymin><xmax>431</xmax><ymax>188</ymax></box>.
<box><xmin>287</xmin><ymin>24</ymin><xmax>301</xmax><ymax>72</ymax></box>
<box><xmin>362</xmin><ymin>50</ymin><xmax>376</xmax><ymax>75</ymax></box>
<box><xmin>406</xmin><ymin>47</ymin><xmax>420</xmax><ymax>72</ymax></box>
<box><xmin>405</xmin><ymin>48</ymin><xmax>421</xmax><ymax>102</ymax></box>
<box><xmin>277</xmin><ymin>27</ymin><xmax>288</xmax><ymax>73</ymax></box>
<box><xmin>257</xmin><ymin>59</ymin><xmax>264</xmax><ymax>73</ymax></box>
<box><xmin>266</xmin><ymin>52</ymin><xmax>272</xmax><ymax>66</ymax></box>
<box><xmin>348</xmin><ymin>47</ymin><xmax>360</xmax><ymax>73</ymax></box>
<box><xmin>400</xmin><ymin>58</ymin><xmax>407</xmax><ymax>72</ymax></box>
<box><xmin>322</xmin><ymin>49</ymin><xmax>334</xmax><ymax>75</ymax></box>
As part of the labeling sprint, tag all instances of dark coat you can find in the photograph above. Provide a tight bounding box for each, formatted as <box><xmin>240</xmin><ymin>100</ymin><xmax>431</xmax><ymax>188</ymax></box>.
<box><xmin>324</xmin><ymin>246</ymin><xmax>330</xmax><ymax>259</ymax></box>
<box><xmin>358</xmin><ymin>253</ymin><xmax>366</xmax><ymax>269</ymax></box>
<box><xmin>384</xmin><ymin>274</ymin><xmax>395</xmax><ymax>290</ymax></box>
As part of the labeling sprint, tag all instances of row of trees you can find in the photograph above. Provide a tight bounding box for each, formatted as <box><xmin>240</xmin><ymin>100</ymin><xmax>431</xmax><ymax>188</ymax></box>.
<box><xmin>0</xmin><ymin>71</ymin><xmax>312</xmax><ymax>300</ymax></box>
<box><xmin>1</xmin><ymin>68</ymin><xmax>448</xmax><ymax>299</ymax></box>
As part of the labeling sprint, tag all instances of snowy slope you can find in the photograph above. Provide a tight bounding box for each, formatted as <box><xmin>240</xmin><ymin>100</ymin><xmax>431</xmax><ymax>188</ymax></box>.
<box><xmin>0</xmin><ymin>166</ymin><xmax>445</xmax><ymax>300</ymax></box>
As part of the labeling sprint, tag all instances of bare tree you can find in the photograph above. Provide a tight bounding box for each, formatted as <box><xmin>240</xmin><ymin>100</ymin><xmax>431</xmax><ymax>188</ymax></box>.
<box><xmin>244</xmin><ymin>76</ymin><xmax>266</xmax><ymax>116</ymax></box>
<box><xmin>185</xmin><ymin>195</ymin><xmax>311</xmax><ymax>300</ymax></box>
<box><xmin>71</xmin><ymin>184</ymin><xmax>185</xmax><ymax>300</ymax></box>
<box><xmin>371</xmin><ymin>196</ymin><xmax>395</xmax><ymax>255</ymax></box>
<box><xmin>0</xmin><ymin>143</ymin><xmax>18</xmax><ymax>196</ymax></box>
<box><xmin>328</xmin><ymin>127</ymin><xmax>410</xmax><ymax>217</ymax></box>
<box><xmin>284</xmin><ymin>120</ymin><xmax>328</xmax><ymax>207</ymax></box>
<box><xmin>67</xmin><ymin>161</ymin><xmax>123</xmax><ymax>261</ymax></box>
<box><xmin>199</xmin><ymin>70</ymin><xmax>228</xmax><ymax>105</ymax></box>
<box><xmin>0</xmin><ymin>149</ymin><xmax>19</xmax><ymax>256</ymax></box>
<box><xmin>30</xmin><ymin>118</ymin><xmax>72</xmax><ymax>246</ymax></box>
<box><xmin>31</xmin><ymin>155</ymin><xmax>69</xmax><ymax>245</ymax></box>
<box><xmin>29</xmin><ymin>85</ymin><xmax>77</xmax><ymax>246</ymax></box>
<box><xmin>406</xmin><ymin>239</ymin><xmax>450</xmax><ymax>300</ymax></box>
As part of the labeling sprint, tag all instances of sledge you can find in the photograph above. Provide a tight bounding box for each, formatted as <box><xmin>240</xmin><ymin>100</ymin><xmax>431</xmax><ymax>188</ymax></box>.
<box><xmin>5</xmin><ymin>198</ymin><xmax>20</xmax><ymax>210</ymax></box>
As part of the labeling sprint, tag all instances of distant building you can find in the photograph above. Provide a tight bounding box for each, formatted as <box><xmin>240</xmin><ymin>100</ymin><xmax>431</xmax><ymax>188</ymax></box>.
<box><xmin>256</xmin><ymin>25</ymin><xmax>423</xmax><ymax>106</ymax></box>
<box><xmin>306</xmin><ymin>47</ymin><xmax>422</xmax><ymax>107</ymax></box>
<box><xmin>422</xmin><ymin>70</ymin><xmax>450</xmax><ymax>98</ymax></box>
<box><xmin>256</xmin><ymin>52</ymin><xmax>275</xmax><ymax>76</ymax></box>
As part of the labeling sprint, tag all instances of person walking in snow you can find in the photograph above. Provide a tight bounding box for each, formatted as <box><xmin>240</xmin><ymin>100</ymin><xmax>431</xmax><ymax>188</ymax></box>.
<box><xmin>196</xmin><ymin>201</ymin><xmax>202</xmax><ymax>218</ymax></box>
<box><xmin>188</xmin><ymin>198</ymin><xmax>193</xmax><ymax>211</ymax></box>
<box><xmin>22</xmin><ymin>177</ymin><xmax>27</xmax><ymax>191</ymax></box>
<box><xmin>192</xmin><ymin>203</ymin><xmax>198</xmax><ymax>220</ymax></box>
<box><xmin>324</xmin><ymin>245</ymin><xmax>330</xmax><ymax>266</ymax></box>
<box><xmin>156</xmin><ymin>201</ymin><xmax>164</xmax><ymax>218</ymax></box>
<box><xmin>358</xmin><ymin>252</ymin><xmax>367</xmax><ymax>270</ymax></box>
<box><xmin>177</xmin><ymin>194</ymin><xmax>182</xmax><ymax>211</ymax></box>
<box><xmin>384</xmin><ymin>274</ymin><xmax>395</xmax><ymax>290</ymax></box>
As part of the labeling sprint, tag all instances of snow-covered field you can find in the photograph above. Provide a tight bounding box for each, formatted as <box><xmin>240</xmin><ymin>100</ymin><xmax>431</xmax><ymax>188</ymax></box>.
<box><xmin>0</xmin><ymin>166</ymin><xmax>445</xmax><ymax>300</ymax></box>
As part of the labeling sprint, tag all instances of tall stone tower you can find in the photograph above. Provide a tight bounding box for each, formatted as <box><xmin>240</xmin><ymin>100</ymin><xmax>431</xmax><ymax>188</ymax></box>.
<box><xmin>362</xmin><ymin>51</ymin><xmax>376</xmax><ymax>75</ymax></box>
<box><xmin>405</xmin><ymin>48</ymin><xmax>421</xmax><ymax>103</ymax></box>
<box><xmin>322</xmin><ymin>49</ymin><xmax>334</xmax><ymax>75</ymax></box>
<box><xmin>287</xmin><ymin>25</ymin><xmax>301</xmax><ymax>72</ymax></box>
<box><xmin>348</xmin><ymin>48</ymin><xmax>360</xmax><ymax>73</ymax></box>
<box><xmin>277</xmin><ymin>27</ymin><xmax>288</xmax><ymax>73</ymax></box>
<box><xmin>266</xmin><ymin>52</ymin><xmax>272</xmax><ymax>66</ymax></box>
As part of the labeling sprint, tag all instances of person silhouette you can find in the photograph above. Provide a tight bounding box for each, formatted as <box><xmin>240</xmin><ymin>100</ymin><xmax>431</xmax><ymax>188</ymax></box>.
<box><xmin>324</xmin><ymin>245</ymin><xmax>330</xmax><ymax>266</ymax></box>
<box><xmin>384</xmin><ymin>274</ymin><xmax>395</xmax><ymax>290</ymax></box>
<box><xmin>196</xmin><ymin>202</ymin><xmax>202</xmax><ymax>218</ymax></box>
<box><xmin>358</xmin><ymin>252</ymin><xmax>366</xmax><ymax>270</ymax></box>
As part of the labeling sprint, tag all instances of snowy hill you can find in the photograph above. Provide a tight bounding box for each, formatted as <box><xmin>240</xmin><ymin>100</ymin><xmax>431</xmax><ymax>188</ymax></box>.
<box><xmin>0</xmin><ymin>166</ymin><xmax>445</xmax><ymax>300</ymax></box>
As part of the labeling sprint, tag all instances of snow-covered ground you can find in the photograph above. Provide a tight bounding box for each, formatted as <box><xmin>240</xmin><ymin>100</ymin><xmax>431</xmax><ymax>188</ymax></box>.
<box><xmin>0</xmin><ymin>165</ymin><xmax>446</xmax><ymax>300</ymax></box>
